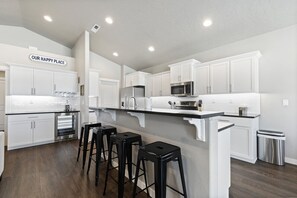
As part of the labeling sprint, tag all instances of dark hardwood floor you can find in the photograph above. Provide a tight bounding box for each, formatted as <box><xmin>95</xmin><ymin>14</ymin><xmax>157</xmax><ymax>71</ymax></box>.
<box><xmin>0</xmin><ymin>140</ymin><xmax>297</xmax><ymax>198</ymax></box>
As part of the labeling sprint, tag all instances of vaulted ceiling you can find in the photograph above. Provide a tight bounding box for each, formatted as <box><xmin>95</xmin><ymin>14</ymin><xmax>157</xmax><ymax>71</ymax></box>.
<box><xmin>0</xmin><ymin>0</ymin><xmax>296</xmax><ymax>70</ymax></box>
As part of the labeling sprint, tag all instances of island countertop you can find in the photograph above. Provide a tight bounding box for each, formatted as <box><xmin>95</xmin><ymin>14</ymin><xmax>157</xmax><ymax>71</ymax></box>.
<box><xmin>90</xmin><ymin>107</ymin><xmax>224</xmax><ymax>119</ymax></box>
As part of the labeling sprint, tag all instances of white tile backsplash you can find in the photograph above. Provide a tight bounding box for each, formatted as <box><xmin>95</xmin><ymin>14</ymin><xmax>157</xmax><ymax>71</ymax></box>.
<box><xmin>6</xmin><ymin>96</ymin><xmax>80</xmax><ymax>113</ymax></box>
<box><xmin>150</xmin><ymin>93</ymin><xmax>260</xmax><ymax>114</ymax></box>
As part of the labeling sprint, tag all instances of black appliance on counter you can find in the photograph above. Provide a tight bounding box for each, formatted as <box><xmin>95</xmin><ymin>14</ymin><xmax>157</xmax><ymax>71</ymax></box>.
<box><xmin>55</xmin><ymin>112</ymin><xmax>78</xmax><ymax>141</ymax></box>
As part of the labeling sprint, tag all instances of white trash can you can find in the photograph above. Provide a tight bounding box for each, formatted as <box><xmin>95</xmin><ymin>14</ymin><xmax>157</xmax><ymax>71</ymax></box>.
<box><xmin>257</xmin><ymin>130</ymin><xmax>285</xmax><ymax>165</ymax></box>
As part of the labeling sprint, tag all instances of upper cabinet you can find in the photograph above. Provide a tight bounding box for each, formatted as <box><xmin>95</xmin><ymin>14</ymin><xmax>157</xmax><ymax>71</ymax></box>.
<box><xmin>169</xmin><ymin>59</ymin><xmax>199</xmax><ymax>84</ymax></box>
<box><xmin>194</xmin><ymin>51</ymin><xmax>261</xmax><ymax>95</ymax></box>
<box><xmin>9</xmin><ymin>66</ymin><xmax>54</xmax><ymax>96</ymax></box>
<box><xmin>53</xmin><ymin>71</ymin><xmax>77</xmax><ymax>93</ymax></box>
<box><xmin>152</xmin><ymin>72</ymin><xmax>170</xmax><ymax>97</ymax></box>
<box><xmin>9</xmin><ymin>65</ymin><xmax>78</xmax><ymax>96</ymax></box>
<box><xmin>145</xmin><ymin>75</ymin><xmax>153</xmax><ymax>97</ymax></box>
<box><xmin>209</xmin><ymin>61</ymin><xmax>230</xmax><ymax>94</ymax></box>
<box><xmin>125</xmin><ymin>71</ymin><xmax>149</xmax><ymax>87</ymax></box>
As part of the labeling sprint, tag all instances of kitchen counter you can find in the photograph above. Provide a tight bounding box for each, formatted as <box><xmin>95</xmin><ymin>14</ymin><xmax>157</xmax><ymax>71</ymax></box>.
<box><xmin>89</xmin><ymin>107</ymin><xmax>224</xmax><ymax>119</ymax></box>
<box><xmin>223</xmin><ymin>112</ymin><xmax>260</xmax><ymax>118</ymax></box>
<box><xmin>6</xmin><ymin>110</ymin><xmax>80</xmax><ymax>115</ymax></box>
<box><xmin>91</xmin><ymin>106</ymin><xmax>232</xmax><ymax>197</ymax></box>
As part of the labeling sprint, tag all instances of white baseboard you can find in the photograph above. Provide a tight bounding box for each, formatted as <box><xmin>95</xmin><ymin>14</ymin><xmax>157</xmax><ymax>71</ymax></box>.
<box><xmin>285</xmin><ymin>157</ymin><xmax>297</xmax><ymax>165</ymax></box>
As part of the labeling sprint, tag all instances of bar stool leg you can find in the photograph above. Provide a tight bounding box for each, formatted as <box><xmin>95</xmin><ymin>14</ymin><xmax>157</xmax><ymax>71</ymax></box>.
<box><xmin>87</xmin><ymin>134</ymin><xmax>96</xmax><ymax>174</ymax></box>
<box><xmin>141</xmin><ymin>159</ymin><xmax>150</xmax><ymax>197</ymax></box>
<box><xmin>132</xmin><ymin>154</ymin><xmax>142</xmax><ymax>198</ymax></box>
<box><xmin>101</xmin><ymin>136</ymin><xmax>106</xmax><ymax>161</ymax></box>
<box><xmin>82</xmin><ymin>126</ymin><xmax>90</xmax><ymax>169</ymax></box>
<box><xmin>118</xmin><ymin>141</ymin><xmax>127</xmax><ymax>198</ymax></box>
<box><xmin>95</xmin><ymin>131</ymin><xmax>103</xmax><ymax>186</ymax></box>
<box><xmin>76</xmin><ymin>127</ymin><xmax>84</xmax><ymax>161</ymax></box>
<box><xmin>103</xmin><ymin>141</ymin><xmax>114</xmax><ymax>195</ymax></box>
<box><xmin>177</xmin><ymin>153</ymin><xmax>187</xmax><ymax>198</ymax></box>
<box><xmin>126</xmin><ymin>144</ymin><xmax>133</xmax><ymax>181</ymax></box>
<box><xmin>154</xmin><ymin>160</ymin><xmax>167</xmax><ymax>198</ymax></box>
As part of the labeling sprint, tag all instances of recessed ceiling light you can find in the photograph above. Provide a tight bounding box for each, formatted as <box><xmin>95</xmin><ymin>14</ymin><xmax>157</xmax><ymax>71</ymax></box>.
<box><xmin>43</xmin><ymin>15</ymin><xmax>53</xmax><ymax>22</ymax></box>
<box><xmin>105</xmin><ymin>17</ymin><xmax>113</xmax><ymax>24</ymax></box>
<box><xmin>113</xmin><ymin>52</ymin><xmax>119</xmax><ymax>57</ymax></box>
<box><xmin>148</xmin><ymin>46</ymin><xmax>155</xmax><ymax>52</ymax></box>
<box><xmin>203</xmin><ymin>19</ymin><xmax>212</xmax><ymax>27</ymax></box>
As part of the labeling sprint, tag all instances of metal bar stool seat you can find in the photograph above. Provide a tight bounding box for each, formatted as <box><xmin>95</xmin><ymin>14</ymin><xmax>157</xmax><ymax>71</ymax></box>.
<box><xmin>133</xmin><ymin>141</ymin><xmax>187</xmax><ymax>198</ymax></box>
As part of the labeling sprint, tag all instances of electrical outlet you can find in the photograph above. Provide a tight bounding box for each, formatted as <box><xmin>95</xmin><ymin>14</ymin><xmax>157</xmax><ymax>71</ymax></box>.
<box><xmin>282</xmin><ymin>99</ymin><xmax>289</xmax><ymax>106</ymax></box>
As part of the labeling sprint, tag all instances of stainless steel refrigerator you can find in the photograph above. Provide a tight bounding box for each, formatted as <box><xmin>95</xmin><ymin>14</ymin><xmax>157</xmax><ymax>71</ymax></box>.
<box><xmin>120</xmin><ymin>86</ymin><xmax>145</xmax><ymax>109</ymax></box>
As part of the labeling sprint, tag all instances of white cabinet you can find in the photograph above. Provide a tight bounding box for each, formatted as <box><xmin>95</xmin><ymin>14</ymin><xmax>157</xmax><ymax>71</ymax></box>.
<box><xmin>152</xmin><ymin>72</ymin><xmax>170</xmax><ymax>96</ymax></box>
<box><xmin>7</xmin><ymin>113</ymin><xmax>55</xmax><ymax>150</ymax></box>
<box><xmin>209</xmin><ymin>61</ymin><xmax>230</xmax><ymax>94</ymax></box>
<box><xmin>169</xmin><ymin>59</ymin><xmax>199</xmax><ymax>84</ymax></box>
<box><xmin>219</xmin><ymin>116</ymin><xmax>259</xmax><ymax>163</ymax></box>
<box><xmin>230</xmin><ymin>56</ymin><xmax>259</xmax><ymax>93</ymax></box>
<box><xmin>145</xmin><ymin>75</ymin><xmax>153</xmax><ymax>97</ymax></box>
<box><xmin>34</xmin><ymin>69</ymin><xmax>54</xmax><ymax>96</ymax></box>
<box><xmin>193</xmin><ymin>65</ymin><xmax>210</xmax><ymax>95</ymax></box>
<box><xmin>9</xmin><ymin>66</ymin><xmax>34</xmax><ymax>95</ymax></box>
<box><xmin>54</xmin><ymin>71</ymin><xmax>77</xmax><ymax>93</ymax></box>
<box><xmin>89</xmin><ymin>71</ymin><xmax>100</xmax><ymax>97</ymax></box>
<box><xmin>194</xmin><ymin>51</ymin><xmax>261</xmax><ymax>95</ymax></box>
<box><xmin>125</xmin><ymin>71</ymin><xmax>148</xmax><ymax>87</ymax></box>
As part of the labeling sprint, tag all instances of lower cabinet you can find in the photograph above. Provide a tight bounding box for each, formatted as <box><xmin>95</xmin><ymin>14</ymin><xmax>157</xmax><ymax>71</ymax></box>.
<box><xmin>219</xmin><ymin>116</ymin><xmax>259</xmax><ymax>163</ymax></box>
<box><xmin>7</xmin><ymin>113</ymin><xmax>55</xmax><ymax>150</ymax></box>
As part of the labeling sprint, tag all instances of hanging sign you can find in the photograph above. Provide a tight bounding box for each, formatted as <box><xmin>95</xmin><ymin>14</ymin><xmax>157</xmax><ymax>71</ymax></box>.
<box><xmin>29</xmin><ymin>54</ymin><xmax>67</xmax><ymax>66</ymax></box>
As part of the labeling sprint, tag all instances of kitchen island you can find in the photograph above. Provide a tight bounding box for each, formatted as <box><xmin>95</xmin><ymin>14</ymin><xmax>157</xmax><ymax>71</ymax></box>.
<box><xmin>90</xmin><ymin>107</ymin><xmax>233</xmax><ymax>198</ymax></box>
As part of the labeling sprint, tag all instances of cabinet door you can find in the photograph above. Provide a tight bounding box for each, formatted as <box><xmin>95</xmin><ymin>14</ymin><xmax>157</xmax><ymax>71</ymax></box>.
<box><xmin>161</xmin><ymin>73</ymin><xmax>171</xmax><ymax>96</ymax></box>
<box><xmin>125</xmin><ymin>74</ymin><xmax>133</xmax><ymax>87</ymax></box>
<box><xmin>145</xmin><ymin>76</ymin><xmax>153</xmax><ymax>97</ymax></box>
<box><xmin>194</xmin><ymin>66</ymin><xmax>209</xmax><ymax>95</ymax></box>
<box><xmin>131</xmin><ymin>73</ymin><xmax>139</xmax><ymax>86</ymax></box>
<box><xmin>170</xmin><ymin>65</ymin><xmax>181</xmax><ymax>84</ymax></box>
<box><xmin>33</xmin><ymin>119</ymin><xmax>54</xmax><ymax>144</ymax></box>
<box><xmin>8</xmin><ymin>121</ymin><xmax>32</xmax><ymax>149</ymax></box>
<box><xmin>181</xmin><ymin>63</ymin><xmax>193</xmax><ymax>82</ymax></box>
<box><xmin>89</xmin><ymin>71</ymin><xmax>99</xmax><ymax>96</ymax></box>
<box><xmin>54</xmin><ymin>72</ymin><xmax>77</xmax><ymax>93</ymax></box>
<box><xmin>9</xmin><ymin>66</ymin><xmax>34</xmax><ymax>95</ymax></box>
<box><xmin>230</xmin><ymin>126</ymin><xmax>250</xmax><ymax>158</ymax></box>
<box><xmin>230</xmin><ymin>57</ymin><xmax>254</xmax><ymax>93</ymax></box>
<box><xmin>152</xmin><ymin>74</ymin><xmax>162</xmax><ymax>96</ymax></box>
<box><xmin>210</xmin><ymin>62</ymin><xmax>230</xmax><ymax>94</ymax></box>
<box><xmin>34</xmin><ymin>69</ymin><xmax>54</xmax><ymax>96</ymax></box>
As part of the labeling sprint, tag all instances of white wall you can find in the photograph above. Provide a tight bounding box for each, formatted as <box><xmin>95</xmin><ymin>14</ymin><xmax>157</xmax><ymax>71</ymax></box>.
<box><xmin>90</xmin><ymin>52</ymin><xmax>121</xmax><ymax>80</ymax></box>
<box><xmin>0</xmin><ymin>43</ymin><xmax>75</xmax><ymax>71</ymax></box>
<box><xmin>143</xmin><ymin>24</ymin><xmax>297</xmax><ymax>162</ymax></box>
<box><xmin>0</xmin><ymin>25</ymin><xmax>72</xmax><ymax>57</ymax></box>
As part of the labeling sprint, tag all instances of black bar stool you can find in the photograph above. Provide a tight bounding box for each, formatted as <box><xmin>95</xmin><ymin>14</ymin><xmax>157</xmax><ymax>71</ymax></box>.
<box><xmin>103</xmin><ymin>132</ymin><xmax>149</xmax><ymax>198</ymax></box>
<box><xmin>87</xmin><ymin>125</ymin><xmax>117</xmax><ymax>186</ymax></box>
<box><xmin>76</xmin><ymin>122</ymin><xmax>101</xmax><ymax>169</ymax></box>
<box><xmin>133</xmin><ymin>141</ymin><xmax>187</xmax><ymax>198</ymax></box>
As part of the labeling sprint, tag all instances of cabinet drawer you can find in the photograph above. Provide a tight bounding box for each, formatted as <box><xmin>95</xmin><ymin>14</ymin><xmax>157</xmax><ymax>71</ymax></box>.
<box><xmin>8</xmin><ymin>113</ymin><xmax>54</xmax><ymax>122</ymax></box>
<box><xmin>219</xmin><ymin>116</ymin><xmax>253</xmax><ymax>127</ymax></box>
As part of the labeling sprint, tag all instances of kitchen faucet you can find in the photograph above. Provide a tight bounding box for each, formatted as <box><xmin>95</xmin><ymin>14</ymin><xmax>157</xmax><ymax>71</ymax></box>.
<box><xmin>129</xmin><ymin>97</ymin><xmax>137</xmax><ymax>109</ymax></box>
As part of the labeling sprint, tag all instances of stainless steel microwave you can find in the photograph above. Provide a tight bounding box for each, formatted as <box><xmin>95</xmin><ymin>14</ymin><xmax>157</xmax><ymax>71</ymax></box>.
<box><xmin>170</xmin><ymin>81</ymin><xmax>195</xmax><ymax>97</ymax></box>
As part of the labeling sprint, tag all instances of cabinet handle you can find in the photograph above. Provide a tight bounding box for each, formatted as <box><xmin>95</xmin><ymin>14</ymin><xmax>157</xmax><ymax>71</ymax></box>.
<box><xmin>33</xmin><ymin>88</ymin><xmax>36</xmax><ymax>95</ymax></box>
<box><xmin>30</xmin><ymin>121</ymin><xmax>33</xmax><ymax>129</ymax></box>
<box><xmin>159</xmin><ymin>90</ymin><xmax>162</xmax><ymax>96</ymax></box>
<box><xmin>31</xmin><ymin>88</ymin><xmax>33</xmax><ymax>95</ymax></box>
<box><xmin>229</xmin><ymin>84</ymin><xmax>232</xmax><ymax>92</ymax></box>
<box><xmin>209</xmin><ymin>86</ymin><xmax>211</xmax><ymax>94</ymax></box>
<box><xmin>54</xmin><ymin>84</ymin><xmax>56</xmax><ymax>91</ymax></box>
<box><xmin>33</xmin><ymin>121</ymin><xmax>35</xmax><ymax>129</ymax></box>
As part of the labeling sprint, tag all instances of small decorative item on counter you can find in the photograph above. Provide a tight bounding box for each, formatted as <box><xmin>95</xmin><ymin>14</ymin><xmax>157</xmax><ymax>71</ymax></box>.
<box><xmin>238</xmin><ymin>107</ymin><xmax>248</xmax><ymax>116</ymax></box>
<box><xmin>198</xmin><ymin>100</ymin><xmax>203</xmax><ymax>111</ymax></box>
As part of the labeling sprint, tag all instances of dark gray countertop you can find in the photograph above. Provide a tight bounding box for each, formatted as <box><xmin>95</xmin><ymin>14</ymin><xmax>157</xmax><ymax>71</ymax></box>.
<box><xmin>6</xmin><ymin>110</ymin><xmax>80</xmax><ymax>115</ymax></box>
<box><xmin>222</xmin><ymin>112</ymin><xmax>260</xmax><ymax>118</ymax></box>
<box><xmin>90</xmin><ymin>107</ymin><xmax>224</xmax><ymax>119</ymax></box>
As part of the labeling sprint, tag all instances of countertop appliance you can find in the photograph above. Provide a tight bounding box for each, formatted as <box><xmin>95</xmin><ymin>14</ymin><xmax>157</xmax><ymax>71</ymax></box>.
<box><xmin>171</xmin><ymin>81</ymin><xmax>195</xmax><ymax>97</ymax></box>
<box><xmin>174</xmin><ymin>101</ymin><xmax>198</xmax><ymax>110</ymax></box>
<box><xmin>55</xmin><ymin>112</ymin><xmax>78</xmax><ymax>141</ymax></box>
<box><xmin>120</xmin><ymin>86</ymin><xmax>145</xmax><ymax>109</ymax></box>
